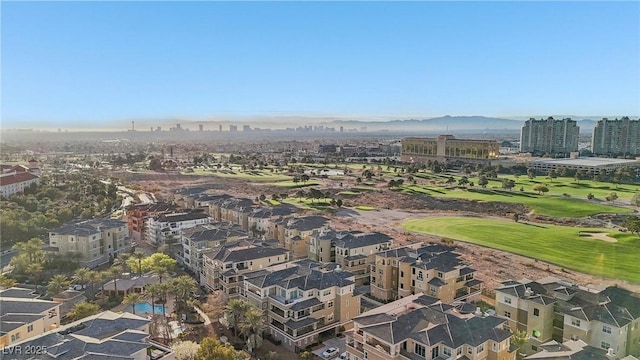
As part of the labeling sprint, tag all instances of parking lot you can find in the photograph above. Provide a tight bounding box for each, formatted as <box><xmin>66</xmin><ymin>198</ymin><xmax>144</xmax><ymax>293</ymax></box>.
<box><xmin>313</xmin><ymin>337</ymin><xmax>346</xmax><ymax>359</ymax></box>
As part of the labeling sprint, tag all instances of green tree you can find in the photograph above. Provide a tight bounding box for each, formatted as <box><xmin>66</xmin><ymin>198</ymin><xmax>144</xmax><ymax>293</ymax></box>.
<box><xmin>226</xmin><ymin>299</ymin><xmax>251</xmax><ymax>338</ymax></box>
<box><xmin>631</xmin><ymin>193</ymin><xmax>640</xmax><ymax>207</ymax></box>
<box><xmin>606</xmin><ymin>192</ymin><xmax>619</xmax><ymax>204</ymax></box>
<box><xmin>172</xmin><ymin>340</ymin><xmax>200</xmax><ymax>360</ymax></box>
<box><xmin>47</xmin><ymin>274</ymin><xmax>70</xmax><ymax>297</ymax></box>
<box><xmin>143</xmin><ymin>253</ymin><xmax>176</xmax><ymax>283</ymax></box>
<box><xmin>511</xmin><ymin>330</ymin><xmax>529</xmax><ymax>360</ymax></box>
<box><xmin>299</xmin><ymin>351</ymin><xmax>313</xmax><ymax>360</ymax></box>
<box><xmin>109</xmin><ymin>265</ymin><xmax>123</xmax><ymax>299</ymax></box>
<box><xmin>130</xmin><ymin>252</ymin><xmax>147</xmax><ymax>277</ymax></box>
<box><xmin>532</xmin><ymin>184</ymin><xmax>549</xmax><ymax>195</ymax></box>
<box><xmin>67</xmin><ymin>302</ymin><xmax>101</xmax><ymax>321</ymax></box>
<box><xmin>147</xmin><ymin>282</ymin><xmax>163</xmax><ymax>316</ymax></box>
<box><xmin>478</xmin><ymin>175</ymin><xmax>488</xmax><ymax>188</ymax></box>
<box><xmin>501</xmin><ymin>178</ymin><xmax>516</xmax><ymax>191</ymax></box>
<box><xmin>26</xmin><ymin>262</ymin><xmax>44</xmax><ymax>294</ymax></box>
<box><xmin>0</xmin><ymin>275</ymin><xmax>17</xmax><ymax>289</ymax></box>
<box><xmin>241</xmin><ymin>307</ymin><xmax>266</xmax><ymax>353</ymax></box>
<box><xmin>171</xmin><ymin>275</ymin><xmax>198</xmax><ymax>311</ymax></box>
<box><xmin>624</xmin><ymin>216</ymin><xmax>640</xmax><ymax>239</ymax></box>
<box><xmin>265</xmin><ymin>351</ymin><xmax>280</xmax><ymax>360</ymax></box>
<box><xmin>123</xmin><ymin>292</ymin><xmax>143</xmax><ymax>314</ymax></box>
<box><xmin>13</xmin><ymin>238</ymin><xmax>45</xmax><ymax>264</ymax></box>
<box><xmin>527</xmin><ymin>168</ymin><xmax>535</xmax><ymax>179</ymax></box>
<box><xmin>72</xmin><ymin>267</ymin><xmax>91</xmax><ymax>288</ymax></box>
<box><xmin>195</xmin><ymin>338</ymin><xmax>248</xmax><ymax>360</ymax></box>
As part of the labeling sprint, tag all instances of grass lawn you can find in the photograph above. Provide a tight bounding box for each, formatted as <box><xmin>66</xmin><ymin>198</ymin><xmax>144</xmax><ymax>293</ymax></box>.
<box><xmin>338</xmin><ymin>191</ymin><xmax>360</xmax><ymax>196</ymax></box>
<box><xmin>396</xmin><ymin>174</ymin><xmax>634</xmax><ymax>217</ymax></box>
<box><xmin>186</xmin><ymin>169</ymin><xmax>291</xmax><ymax>181</ymax></box>
<box><xmin>355</xmin><ymin>205</ymin><xmax>376</xmax><ymax>211</ymax></box>
<box><xmin>404</xmin><ymin>217</ymin><xmax>640</xmax><ymax>283</ymax></box>
<box><xmin>266</xmin><ymin>181</ymin><xmax>320</xmax><ymax>188</ymax></box>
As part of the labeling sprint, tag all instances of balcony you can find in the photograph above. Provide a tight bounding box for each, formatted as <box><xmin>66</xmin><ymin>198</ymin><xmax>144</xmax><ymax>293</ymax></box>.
<box><xmin>365</xmin><ymin>337</ymin><xmax>391</xmax><ymax>356</ymax></box>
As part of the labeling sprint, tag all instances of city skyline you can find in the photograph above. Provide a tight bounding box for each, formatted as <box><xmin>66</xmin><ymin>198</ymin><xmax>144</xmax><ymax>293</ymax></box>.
<box><xmin>2</xmin><ymin>1</ymin><xmax>639</xmax><ymax>129</ymax></box>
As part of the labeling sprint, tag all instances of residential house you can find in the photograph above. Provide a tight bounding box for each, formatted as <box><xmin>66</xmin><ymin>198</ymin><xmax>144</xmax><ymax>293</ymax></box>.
<box><xmin>495</xmin><ymin>277</ymin><xmax>640</xmax><ymax>357</ymax></box>
<box><xmin>1</xmin><ymin>310</ymin><xmax>174</xmax><ymax>359</ymax></box>
<box><xmin>146</xmin><ymin>211</ymin><xmax>211</xmax><ymax>246</ymax></box>
<box><xmin>179</xmin><ymin>222</ymin><xmax>247</xmax><ymax>274</ymax></box>
<box><xmin>0</xmin><ymin>288</ymin><xmax>61</xmax><ymax>348</ymax></box>
<box><xmin>48</xmin><ymin>218</ymin><xmax>129</xmax><ymax>269</ymax></box>
<box><xmin>279</xmin><ymin>216</ymin><xmax>330</xmax><ymax>259</ymax></box>
<box><xmin>247</xmin><ymin>204</ymin><xmax>299</xmax><ymax>237</ymax></box>
<box><xmin>125</xmin><ymin>203</ymin><xmax>177</xmax><ymax>243</ymax></box>
<box><xmin>102</xmin><ymin>274</ymin><xmax>160</xmax><ymax>299</ymax></box>
<box><xmin>309</xmin><ymin>230</ymin><xmax>393</xmax><ymax>285</ymax></box>
<box><xmin>525</xmin><ymin>339</ymin><xmax>625</xmax><ymax>360</ymax></box>
<box><xmin>201</xmin><ymin>241</ymin><xmax>290</xmax><ymax>299</ymax></box>
<box><xmin>209</xmin><ymin>197</ymin><xmax>256</xmax><ymax>231</ymax></box>
<box><xmin>370</xmin><ymin>243</ymin><xmax>482</xmax><ymax>303</ymax></box>
<box><xmin>242</xmin><ymin>259</ymin><xmax>361</xmax><ymax>352</ymax></box>
<box><xmin>346</xmin><ymin>293</ymin><xmax>515</xmax><ymax>360</ymax></box>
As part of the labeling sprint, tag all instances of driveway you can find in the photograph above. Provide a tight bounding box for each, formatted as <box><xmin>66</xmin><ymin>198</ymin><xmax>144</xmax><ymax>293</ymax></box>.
<box><xmin>313</xmin><ymin>337</ymin><xmax>346</xmax><ymax>359</ymax></box>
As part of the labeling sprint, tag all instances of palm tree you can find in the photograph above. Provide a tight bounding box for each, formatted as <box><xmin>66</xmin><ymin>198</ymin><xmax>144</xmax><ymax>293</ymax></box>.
<box><xmin>0</xmin><ymin>275</ymin><xmax>17</xmax><ymax>289</ymax></box>
<box><xmin>47</xmin><ymin>274</ymin><xmax>70</xmax><ymax>297</ymax></box>
<box><xmin>26</xmin><ymin>262</ymin><xmax>44</xmax><ymax>294</ymax></box>
<box><xmin>117</xmin><ymin>253</ymin><xmax>132</xmax><ymax>274</ymax></box>
<box><xmin>67</xmin><ymin>302</ymin><xmax>101</xmax><ymax>321</ymax></box>
<box><xmin>146</xmin><ymin>282</ymin><xmax>163</xmax><ymax>316</ymax></box>
<box><xmin>157</xmin><ymin>282</ymin><xmax>171</xmax><ymax>315</ymax></box>
<box><xmin>87</xmin><ymin>270</ymin><xmax>101</xmax><ymax>291</ymax></box>
<box><xmin>225</xmin><ymin>299</ymin><xmax>251</xmax><ymax>338</ymax></box>
<box><xmin>109</xmin><ymin>265</ymin><xmax>123</xmax><ymax>299</ymax></box>
<box><xmin>131</xmin><ymin>252</ymin><xmax>146</xmax><ymax>277</ymax></box>
<box><xmin>97</xmin><ymin>271</ymin><xmax>111</xmax><ymax>301</ymax></box>
<box><xmin>13</xmin><ymin>238</ymin><xmax>45</xmax><ymax>264</ymax></box>
<box><xmin>241</xmin><ymin>307</ymin><xmax>266</xmax><ymax>352</ymax></box>
<box><xmin>170</xmin><ymin>275</ymin><xmax>197</xmax><ymax>312</ymax></box>
<box><xmin>123</xmin><ymin>292</ymin><xmax>143</xmax><ymax>315</ymax></box>
<box><xmin>512</xmin><ymin>330</ymin><xmax>529</xmax><ymax>360</ymax></box>
<box><xmin>72</xmin><ymin>267</ymin><xmax>91</xmax><ymax>288</ymax></box>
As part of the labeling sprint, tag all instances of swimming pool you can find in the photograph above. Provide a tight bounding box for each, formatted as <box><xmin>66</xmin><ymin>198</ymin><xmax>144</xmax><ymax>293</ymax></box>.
<box><xmin>125</xmin><ymin>302</ymin><xmax>165</xmax><ymax>315</ymax></box>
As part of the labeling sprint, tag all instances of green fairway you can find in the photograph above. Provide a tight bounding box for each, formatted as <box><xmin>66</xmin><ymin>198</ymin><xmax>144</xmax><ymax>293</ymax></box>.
<box><xmin>266</xmin><ymin>180</ymin><xmax>320</xmax><ymax>187</ymax></box>
<box><xmin>355</xmin><ymin>205</ymin><xmax>376</xmax><ymax>211</ymax></box>
<box><xmin>404</xmin><ymin>217</ymin><xmax>640</xmax><ymax>283</ymax></box>
<box><xmin>396</xmin><ymin>174</ymin><xmax>635</xmax><ymax>217</ymax></box>
<box><xmin>187</xmin><ymin>169</ymin><xmax>291</xmax><ymax>181</ymax></box>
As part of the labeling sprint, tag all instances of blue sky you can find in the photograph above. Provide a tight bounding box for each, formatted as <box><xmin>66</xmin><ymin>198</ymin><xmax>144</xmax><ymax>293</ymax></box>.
<box><xmin>2</xmin><ymin>1</ymin><xmax>639</xmax><ymax>129</ymax></box>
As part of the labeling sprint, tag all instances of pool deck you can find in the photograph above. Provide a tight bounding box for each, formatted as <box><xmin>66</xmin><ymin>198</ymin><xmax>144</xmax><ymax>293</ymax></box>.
<box><xmin>111</xmin><ymin>294</ymin><xmax>177</xmax><ymax>319</ymax></box>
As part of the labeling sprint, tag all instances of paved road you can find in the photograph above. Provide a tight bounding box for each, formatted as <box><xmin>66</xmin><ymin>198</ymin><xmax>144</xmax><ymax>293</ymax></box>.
<box><xmin>0</xmin><ymin>250</ymin><xmax>18</xmax><ymax>272</ymax></box>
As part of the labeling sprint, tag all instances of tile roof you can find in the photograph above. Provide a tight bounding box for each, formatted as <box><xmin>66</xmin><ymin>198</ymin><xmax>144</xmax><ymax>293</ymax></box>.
<box><xmin>244</xmin><ymin>260</ymin><xmax>354</xmax><ymax>291</ymax></box>
<box><xmin>0</xmin><ymin>172</ymin><xmax>39</xmax><ymax>186</ymax></box>
<box><xmin>154</xmin><ymin>211</ymin><xmax>210</xmax><ymax>223</ymax></box>
<box><xmin>286</xmin><ymin>216</ymin><xmax>330</xmax><ymax>231</ymax></box>
<box><xmin>50</xmin><ymin>218</ymin><xmax>127</xmax><ymax>236</ymax></box>
<box><xmin>333</xmin><ymin>232</ymin><xmax>393</xmax><ymax>249</ymax></box>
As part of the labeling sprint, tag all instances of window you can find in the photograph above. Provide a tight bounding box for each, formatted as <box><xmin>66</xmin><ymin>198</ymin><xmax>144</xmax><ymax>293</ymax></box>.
<box><xmin>601</xmin><ymin>342</ymin><xmax>611</xmax><ymax>350</ymax></box>
<box><xmin>571</xmin><ymin>319</ymin><xmax>581</xmax><ymax>327</ymax></box>
<box><xmin>414</xmin><ymin>344</ymin><xmax>425</xmax><ymax>357</ymax></box>
<box><xmin>27</xmin><ymin>324</ymin><xmax>33</xmax><ymax>332</ymax></box>
<box><xmin>603</xmin><ymin>325</ymin><xmax>612</xmax><ymax>334</ymax></box>
<box><xmin>532</xmin><ymin>345</ymin><xmax>538</xmax><ymax>351</ymax></box>
<box><xmin>323</xmin><ymin>289</ymin><xmax>331</xmax><ymax>296</ymax></box>
<box><xmin>533</xmin><ymin>308</ymin><xmax>540</xmax><ymax>316</ymax></box>
<box><xmin>400</xmin><ymin>283</ymin><xmax>404</xmax><ymax>289</ymax></box>
<box><xmin>10</xmin><ymin>333</ymin><xmax>20</xmax><ymax>342</ymax></box>
<box><xmin>412</xmin><ymin>268</ymin><xmax>415</xmax><ymax>275</ymax></box>
<box><xmin>437</xmin><ymin>272</ymin><xmax>443</xmax><ymax>279</ymax></box>
<box><xmin>328</xmin><ymin>300</ymin><xmax>334</xmax><ymax>308</ymax></box>
<box><xmin>443</xmin><ymin>347</ymin><xmax>452</xmax><ymax>357</ymax></box>
<box><xmin>400</xmin><ymin>271</ymin><xmax>404</xmax><ymax>278</ymax></box>
<box><xmin>476</xmin><ymin>344</ymin><xmax>484</xmax><ymax>354</ymax></box>
<box><xmin>467</xmin><ymin>346</ymin><xmax>473</xmax><ymax>355</ymax></box>
<box><xmin>417</xmin><ymin>271</ymin><xmax>423</xmax><ymax>280</ymax></box>
<box><xmin>504</xmin><ymin>311</ymin><xmax>511</xmax><ymax>318</ymax></box>
<box><xmin>379</xmin><ymin>269</ymin><xmax>383</xmax><ymax>275</ymax></box>
<box><xmin>457</xmin><ymin>347</ymin><xmax>462</xmax><ymax>355</ymax></box>
<box><xmin>327</xmin><ymin>313</ymin><xmax>334</xmax><ymax>322</ymax></box>
<box><xmin>504</xmin><ymin>296</ymin><xmax>512</xmax><ymax>304</ymax></box>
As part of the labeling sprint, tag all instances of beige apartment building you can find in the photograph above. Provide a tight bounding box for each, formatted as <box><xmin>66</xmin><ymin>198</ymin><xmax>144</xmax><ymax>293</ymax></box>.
<box><xmin>48</xmin><ymin>218</ymin><xmax>129</xmax><ymax>269</ymax></box>
<box><xmin>242</xmin><ymin>259</ymin><xmax>361</xmax><ymax>353</ymax></box>
<box><xmin>201</xmin><ymin>241</ymin><xmax>290</xmax><ymax>299</ymax></box>
<box><xmin>370</xmin><ymin>244</ymin><xmax>482</xmax><ymax>303</ymax></box>
<box><xmin>0</xmin><ymin>288</ymin><xmax>61</xmax><ymax>348</ymax></box>
<box><xmin>309</xmin><ymin>230</ymin><xmax>393</xmax><ymax>285</ymax></box>
<box><xmin>495</xmin><ymin>278</ymin><xmax>640</xmax><ymax>357</ymax></box>
<box><xmin>179</xmin><ymin>222</ymin><xmax>247</xmax><ymax>275</ymax></box>
<box><xmin>278</xmin><ymin>216</ymin><xmax>331</xmax><ymax>259</ymax></box>
<box><xmin>208</xmin><ymin>197</ymin><xmax>256</xmax><ymax>231</ymax></box>
<box><xmin>346</xmin><ymin>293</ymin><xmax>515</xmax><ymax>360</ymax></box>
<box><xmin>401</xmin><ymin>135</ymin><xmax>499</xmax><ymax>163</ymax></box>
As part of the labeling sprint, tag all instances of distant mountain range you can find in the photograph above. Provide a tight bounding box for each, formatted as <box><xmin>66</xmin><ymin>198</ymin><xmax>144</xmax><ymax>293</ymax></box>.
<box><xmin>327</xmin><ymin>116</ymin><xmax>598</xmax><ymax>132</ymax></box>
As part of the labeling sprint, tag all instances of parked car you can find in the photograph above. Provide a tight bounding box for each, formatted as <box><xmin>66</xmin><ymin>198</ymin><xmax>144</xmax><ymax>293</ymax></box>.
<box><xmin>339</xmin><ymin>352</ymin><xmax>348</xmax><ymax>359</ymax></box>
<box><xmin>322</xmin><ymin>347</ymin><xmax>339</xmax><ymax>358</ymax></box>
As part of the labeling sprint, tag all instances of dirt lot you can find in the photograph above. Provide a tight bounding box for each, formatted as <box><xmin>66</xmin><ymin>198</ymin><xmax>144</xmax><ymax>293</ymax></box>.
<box><xmin>126</xmin><ymin>173</ymin><xmax>640</xmax><ymax>294</ymax></box>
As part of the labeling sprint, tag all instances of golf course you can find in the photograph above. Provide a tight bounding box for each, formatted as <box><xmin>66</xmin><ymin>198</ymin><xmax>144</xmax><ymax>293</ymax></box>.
<box><xmin>404</xmin><ymin>216</ymin><xmax>640</xmax><ymax>283</ymax></box>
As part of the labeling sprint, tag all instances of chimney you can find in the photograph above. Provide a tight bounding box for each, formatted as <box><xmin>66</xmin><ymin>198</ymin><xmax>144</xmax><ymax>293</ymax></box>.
<box><xmin>525</xmin><ymin>287</ymin><xmax>533</xmax><ymax>297</ymax></box>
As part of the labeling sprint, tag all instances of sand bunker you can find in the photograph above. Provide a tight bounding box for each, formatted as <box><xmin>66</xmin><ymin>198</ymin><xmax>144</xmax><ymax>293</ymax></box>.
<box><xmin>579</xmin><ymin>232</ymin><xmax>618</xmax><ymax>243</ymax></box>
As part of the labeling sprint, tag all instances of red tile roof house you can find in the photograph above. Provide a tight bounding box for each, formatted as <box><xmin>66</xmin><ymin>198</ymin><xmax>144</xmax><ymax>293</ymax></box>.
<box><xmin>0</xmin><ymin>170</ymin><xmax>40</xmax><ymax>198</ymax></box>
